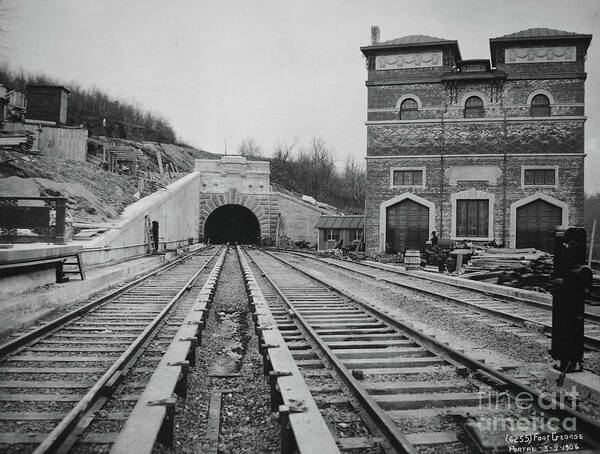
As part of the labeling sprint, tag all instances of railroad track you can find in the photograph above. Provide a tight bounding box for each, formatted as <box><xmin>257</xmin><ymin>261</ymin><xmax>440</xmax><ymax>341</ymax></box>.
<box><xmin>0</xmin><ymin>245</ymin><xmax>225</xmax><ymax>454</ymax></box>
<box><xmin>278</xmin><ymin>250</ymin><xmax>600</xmax><ymax>350</ymax></box>
<box><xmin>243</xmin><ymin>246</ymin><xmax>600</xmax><ymax>454</ymax></box>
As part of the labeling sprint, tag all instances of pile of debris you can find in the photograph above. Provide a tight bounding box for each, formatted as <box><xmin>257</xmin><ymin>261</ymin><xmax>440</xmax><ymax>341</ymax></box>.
<box><xmin>0</xmin><ymin>130</ymin><xmax>34</xmax><ymax>153</ymax></box>
<box><xmin>463</xmin><ymin>248</ymin><xmax>554</xmax><ymax>292</ymax></box>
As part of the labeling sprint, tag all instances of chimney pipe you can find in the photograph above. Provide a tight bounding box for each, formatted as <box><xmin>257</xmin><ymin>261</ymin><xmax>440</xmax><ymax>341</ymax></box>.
<box><xmin>371</xmin><ymin>26</ymin><xmax>380</xmax><ymax>45</ymax></box>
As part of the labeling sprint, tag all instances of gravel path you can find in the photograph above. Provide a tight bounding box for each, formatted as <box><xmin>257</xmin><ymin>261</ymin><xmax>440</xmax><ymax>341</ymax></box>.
<box><xmin>169</xmin><ymin>250</ymin><xmax>280</xmax><ymax>454</ymax></box>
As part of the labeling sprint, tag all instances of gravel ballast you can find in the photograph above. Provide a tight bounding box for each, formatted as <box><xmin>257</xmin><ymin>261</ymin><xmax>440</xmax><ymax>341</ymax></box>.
<box><xmin>170</xmin><ymin>249</ymin><xmax>280</xmax><ymax>454</ymax></box>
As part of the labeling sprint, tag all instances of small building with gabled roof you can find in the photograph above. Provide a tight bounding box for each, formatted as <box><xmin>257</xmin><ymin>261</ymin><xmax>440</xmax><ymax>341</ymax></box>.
<box><xmin>314</xmin><ymin>215</ymin><xmax>364</xmax><ymax>251</ymax></box>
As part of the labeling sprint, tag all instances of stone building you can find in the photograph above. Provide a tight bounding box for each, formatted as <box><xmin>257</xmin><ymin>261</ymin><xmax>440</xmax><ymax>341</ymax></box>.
<box><xmin>360</xmin><ymin>27</ymin><xmax>591</xmax><ymax>254</ymax></box>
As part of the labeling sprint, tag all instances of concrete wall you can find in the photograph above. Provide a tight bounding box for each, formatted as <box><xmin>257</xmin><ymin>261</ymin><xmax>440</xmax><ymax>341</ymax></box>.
<box><xmin>1</xmin><ymin>267</ymin><xmax>56</xmax><ymax>299</ymax></box>
<box><xmin>83</xmin><ymin>172</ymin><xmax>201</xmax><ymax>265</ymax></box>
<box><xmin>82</xmin><ymin>155</ymin><xmax>340</xmax><ymax>264</ymax></box>
<box><xmin>275</xmin><ymin>192</ymin><xmax>333</xmax><ymax>244</ymax></box>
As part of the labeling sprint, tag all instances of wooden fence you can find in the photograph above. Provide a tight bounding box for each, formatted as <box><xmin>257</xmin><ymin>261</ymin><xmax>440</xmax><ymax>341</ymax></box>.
<box><xmin>3</xmin><ymin>123</ymin><xmax>87</xmax><ymax>161</ymax></box>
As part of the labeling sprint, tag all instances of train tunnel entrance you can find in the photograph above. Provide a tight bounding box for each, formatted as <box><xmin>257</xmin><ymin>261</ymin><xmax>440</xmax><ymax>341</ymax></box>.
<box><xmin>204</xmin><ymin>204</ymin><xmax>261</xmax><ymax>244</ymax></box>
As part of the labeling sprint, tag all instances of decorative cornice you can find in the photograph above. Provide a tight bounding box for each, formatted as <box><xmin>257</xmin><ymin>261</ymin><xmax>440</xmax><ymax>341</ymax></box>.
<box><xmin>365</xmin><ymin>72</ymin><xmax>587</xmax><ymax>86</ymax></box>
<box><xmin>367</xmin><ymin>103</ymin><xmax>584</xmax><ymax>113</ymax></box>
<box><xmin>365</xmin><ymin>153</ymin><xmax>586</xmax><ymax>160</ymax></box>
<box><xmin>366</xmin><ymin>77</ymin><xmax>442</xmax><ymax>86</ymax></box>
<box><xmin>505</xmin><ymin>46</ymin><xmax>576</xmax><ymax>63</ymax></box>
<box><xmin>505</xmin><ymin>73</ymin><xmax>586</xmax><ymax>80</ymax></box>
<box><xmin>365</xmin><ymin>115</ymin><xmax>586</xmax><ymax>125</ymax></box>
<box><xmin>376</xmin><ymin>51</ymin><xmax>443</xmax><ymax>70</ymax></box>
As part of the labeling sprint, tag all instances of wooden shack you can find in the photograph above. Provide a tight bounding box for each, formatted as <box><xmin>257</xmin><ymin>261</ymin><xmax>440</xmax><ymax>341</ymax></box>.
<box><xmin>26</xmin><ymin>85</ymin><xmax>70</xmax><ymax>125</ymax></box>
<box><xmin>315</xmin><ymin>215</ymin><xmax>364</xmax><ymax>251</ymax></box>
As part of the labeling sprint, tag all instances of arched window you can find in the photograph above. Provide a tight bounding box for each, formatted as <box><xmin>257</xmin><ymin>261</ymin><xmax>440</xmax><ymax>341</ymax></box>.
<box><xmin>399</xmin><ymin>98</ymin><xmax>418</xmax><ymax>120</ymax></box>
<box><xmin>530</xmin><ymin>94</ymin><xmax>550</xmax><ymax>117</ymax></box>
<box><xmin>464</xmin><ymin>96</ymin><xmax>484</xmax><ymax>118</ymax></box>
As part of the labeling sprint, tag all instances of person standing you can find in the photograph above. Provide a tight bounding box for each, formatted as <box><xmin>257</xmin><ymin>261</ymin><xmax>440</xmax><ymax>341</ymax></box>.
<box><xmin>430</xmin><ymin>231</ymin><xmax>438</xmax><ymax>245</ymax></box>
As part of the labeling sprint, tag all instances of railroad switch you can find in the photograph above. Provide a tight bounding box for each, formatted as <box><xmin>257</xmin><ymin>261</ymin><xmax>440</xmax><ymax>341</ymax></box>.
<box><xmin>551</xmin><ymin>227</ymin><xmax>592</xmax><ymax>383</ymax></box>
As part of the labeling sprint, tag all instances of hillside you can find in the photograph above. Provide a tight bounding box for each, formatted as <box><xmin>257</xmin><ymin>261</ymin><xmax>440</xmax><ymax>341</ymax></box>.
<box><xmin>0</xmin><ymin>139</ymin><xmax>219</xmax><ymax>226</ymax></box>
<box><xmin>0</xmin><ymin>65</ymin><xmax>176</xmax><ymax>143</ymax></box>
<box><xmin>87</xmin><ymin>137</ymin><xmax>218</xmax><ymax>174</ymax></box>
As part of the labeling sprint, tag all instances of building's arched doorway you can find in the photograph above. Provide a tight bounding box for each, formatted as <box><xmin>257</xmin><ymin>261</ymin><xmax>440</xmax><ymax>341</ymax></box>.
<box><xmin>204</xmin><ymin>204</ymin><xmax>261</xmax><ymax>244</ymax></box>
<box><xmin>516</xmin><ymin>199</ymin><xmax>562</xmax><ymax>252</ymax></box>
<box><xmin>386</xmin><ymin>199</ymin><xmax>429</xmax><ymax>252</ymax></box>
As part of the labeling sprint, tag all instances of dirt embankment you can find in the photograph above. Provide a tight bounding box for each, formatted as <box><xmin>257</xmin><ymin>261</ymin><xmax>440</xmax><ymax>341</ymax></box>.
<box><xmin>0</xmin><ymin>151</ymin><xmax>138</xmax><ymax>223</ymax></box>
<box><xmin>0</xmin><ymin>138</ymin><xmax>219</xmax><ymax>225</ymax></box>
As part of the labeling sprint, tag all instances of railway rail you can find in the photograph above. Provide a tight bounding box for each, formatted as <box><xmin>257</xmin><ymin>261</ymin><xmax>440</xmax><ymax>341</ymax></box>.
<box><xmin>280</xmin><ymin>250</ymin><xmax>600</xmax><ymax>350</ymax></box>
<box><xmin>0</xmin><ymin>245</ymin><xmax>225</xmax><ymax>454</ymax></box>
<box><xmin>244</xmin><ymin>246</ymin><xmax>600</xmax><ymax>453</ymax></box>
<box><xmin>2</xmin><ymin>242</ymin><xmax>599</xmax><ymax>453</ymax></box>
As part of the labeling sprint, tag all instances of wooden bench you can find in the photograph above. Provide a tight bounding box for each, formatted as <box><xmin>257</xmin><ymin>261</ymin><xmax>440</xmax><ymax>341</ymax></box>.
<box><xmin>0</xmin><ymin>245</ymin><xmax>86</xmax><ymax>282</ymax></box>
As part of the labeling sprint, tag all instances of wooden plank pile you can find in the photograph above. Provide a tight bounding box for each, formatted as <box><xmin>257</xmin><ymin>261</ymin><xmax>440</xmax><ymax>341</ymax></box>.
<box><xmin>105</xmin><ymin>145</ymin><xmax>144</xmax><ymax>173</ymax></box>
<box><xmin>0</xmin><ymin>130</ymin><xmax>34</xmax><ymax>152</ymax></box>
<box><xmin>464</xmin><ymin>248</ymin><xmax>554</xmax><ymax>292</ymax></box>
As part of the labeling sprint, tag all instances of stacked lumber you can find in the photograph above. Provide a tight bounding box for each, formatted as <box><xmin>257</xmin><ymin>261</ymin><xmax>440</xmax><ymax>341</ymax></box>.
<box><xmin>0</xmin><ymin>130</ymin><xmax>34</xmax><ymax>152</ymax></box>
<box><xmin>465</xmin><ymin>248</ymin><xmax>554</xmax><ymax>292</ymax></box>
<box><xmin>469</xmin><ymin>248</ymin><xmax>547</xmax><ymax>269</ymax></box>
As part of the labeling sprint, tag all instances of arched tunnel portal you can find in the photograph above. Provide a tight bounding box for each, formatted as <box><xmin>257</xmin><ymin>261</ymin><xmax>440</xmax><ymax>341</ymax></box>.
<box><xmin>204</xmin><ymin>204</ymin><xmax>261</xmax><ymax>244</ymax></box>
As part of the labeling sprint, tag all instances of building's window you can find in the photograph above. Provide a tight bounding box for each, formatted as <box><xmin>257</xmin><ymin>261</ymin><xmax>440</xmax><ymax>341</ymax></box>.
<box><xmin>327</xmin><ymin>229</ymin><xmax>339</xmax><ymax>241</ymax></box>
<box><xmin>393</xmin><ymin>169</ymin><xmax>423</xmax><ymax>186</ymax></box>
<box><xmin>456</xmin><ymin>199</ymin><xmax>489</xmax><ymax>237</ymax></box>
<box><xmin>530</xmin><ymin>94</ymin><xmax>551</xmax><ymax>117</ymax></box>
<box><xmin>524</xmin><ymin>168</ymin><xmax>556</xmax><ymax>186</ymax></box>
<box><xmin>464</xmin><ymin>96</ymin><xmax>484</xmax><ymax>118</ymax></box>
<box><xmin>352</xmin><ymin>229</ymin><xmax>362</xmax><ymax>241</ymax></box>
<box><xmin>399</xmin><ymin>98</ymin><xmax>418</xmax><ymax>120</ymax></box>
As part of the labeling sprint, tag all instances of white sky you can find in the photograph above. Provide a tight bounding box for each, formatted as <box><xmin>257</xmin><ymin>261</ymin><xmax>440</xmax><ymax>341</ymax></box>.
<box><xmin>2</xmin><ymin>0</ymin><xmax>600</xmax><ymax>192</ymax></box>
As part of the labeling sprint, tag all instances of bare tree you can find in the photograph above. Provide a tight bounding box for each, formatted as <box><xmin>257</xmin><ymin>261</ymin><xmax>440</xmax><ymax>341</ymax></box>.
<box><xmin>343</xmin><ymin>156</ymin><xmax>366</xmax><ymax>208</ymax></box>
<box><xmin>237</xmin><ymin>137</ymin><xmax>262</xmax><ymax>158</ymax></box>
<box><xmin>308</xmin><ymin>137</ymin><xmax>335</xmax><ymax>199</ymax></box>
<box><xmin>273</xmin><ymin>137</ymin><xmax>299</xmax><ymax>162</ymax></box>
<box><xmin>266</xmin><ymin>137</ymin><xmax>366</xmax><ymax>213</ymax></box>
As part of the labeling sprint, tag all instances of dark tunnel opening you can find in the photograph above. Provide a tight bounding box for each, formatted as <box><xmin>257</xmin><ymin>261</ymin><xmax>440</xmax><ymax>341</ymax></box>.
<box><xmin>204</xmin><ymin>204</ymin><xmax>261</xmax><ymax>244</ymax></box>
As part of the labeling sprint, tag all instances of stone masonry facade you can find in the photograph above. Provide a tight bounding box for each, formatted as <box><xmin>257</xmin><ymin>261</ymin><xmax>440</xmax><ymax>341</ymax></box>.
<box><xmin>361</xmin><ymin>28</ymin><xmax>591</xmax><ymax>254</ymax></box>
<box><xmin>195</xmin><ymin>155</ymin><xmax>335</xmax><ymax>245</ymax></box>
